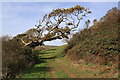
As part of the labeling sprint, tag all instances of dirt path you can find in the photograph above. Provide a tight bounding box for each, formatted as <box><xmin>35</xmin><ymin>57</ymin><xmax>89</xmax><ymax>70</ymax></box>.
<box><xmin>49</xmin><ymin>64</ymin><xmax>56</xmax><ymax>78</ymax></box>
<box><xmin>50</xmin><ymin>57</ymin><xmax>118</xmax><ymax>78</ymax></box>
<box><xmin>49</xmin><ymin>58</ymin><xmax>84</xmax><ymax>78</ymax></box>
<box><xmin>54</xmin><ymin>59</ymin><xmax>77</xmax><ymax>78</ymax></box>
<box><xmin>49</xmin><ymin>57</ymin><xmax>99</xmax><ymax>78</ymax></box>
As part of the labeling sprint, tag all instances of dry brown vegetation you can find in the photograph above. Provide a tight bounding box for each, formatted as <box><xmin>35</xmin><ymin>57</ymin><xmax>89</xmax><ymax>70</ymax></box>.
<box><xmin>64</xmin><ymin>7</ymin><xmax>119</xmax><ymax>66</ymax></box>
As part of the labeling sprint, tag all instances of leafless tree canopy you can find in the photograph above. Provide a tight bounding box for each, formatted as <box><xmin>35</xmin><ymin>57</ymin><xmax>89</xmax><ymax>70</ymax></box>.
<box><xmin>15</xmin><ymin>5</ymin><xmax>91</xmax><ymax>48</ymax></box>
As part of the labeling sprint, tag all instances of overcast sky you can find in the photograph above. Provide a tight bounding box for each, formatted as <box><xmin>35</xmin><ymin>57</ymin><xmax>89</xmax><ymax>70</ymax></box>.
<box><xmin>1</xmin><ymin>2</ymin><xmax>118</xmax><ymax>46</ymax></box>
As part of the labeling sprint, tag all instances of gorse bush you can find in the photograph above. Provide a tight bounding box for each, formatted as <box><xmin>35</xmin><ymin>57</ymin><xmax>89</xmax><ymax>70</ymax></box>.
<box><xmin>2</xmin><ymin>36</ymin><xmax>39</xmax><ymax>78</ymax></box>
<box><xmin>65</xmin><ymin>7</ymin><xmax>120</xmax><ymax>65</ymax></box>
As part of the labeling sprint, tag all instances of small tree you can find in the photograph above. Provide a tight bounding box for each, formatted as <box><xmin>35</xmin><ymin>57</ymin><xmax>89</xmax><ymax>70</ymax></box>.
<box><xmin>84</xmin><ymin>19</ymin><xmax>90</xmax><ymax>28</ymax></box>
<box><xmin>15</xmin><ymin>5</ymin><xmax>91</xmax><ymax>48</ymax></box>
<box><xmin>93</xmin><ymin>19</ymin><xmax>97</xmax><ymax>24</ymax></box>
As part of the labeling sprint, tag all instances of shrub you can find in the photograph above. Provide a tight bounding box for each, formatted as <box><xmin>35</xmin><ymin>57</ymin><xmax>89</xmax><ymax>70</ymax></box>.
<box><xmin>2</xmin><ymin>36</ymin><xmax>39</xmax><ymax>78</ymax></box>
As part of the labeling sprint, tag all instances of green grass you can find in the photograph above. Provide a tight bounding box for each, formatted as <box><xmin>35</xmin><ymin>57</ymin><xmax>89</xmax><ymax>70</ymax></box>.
<box><xmin>55</xmin><ymin>70</ymin><xmax>69</xmax><ymax>78</ymax></box>
<box><xmin>18</xmin><ymin>62</ymin><xmax>51</xmax><ymax>78</ymax></box>
<box><xmin>76</xmin><ymin>75</ymin><xmax>81</xmax><ymax>77</ymax></box>
<box><xmin>18</xmin><ymin>45</ymin><xmax>66</xmax><ymax>78</ymax></box>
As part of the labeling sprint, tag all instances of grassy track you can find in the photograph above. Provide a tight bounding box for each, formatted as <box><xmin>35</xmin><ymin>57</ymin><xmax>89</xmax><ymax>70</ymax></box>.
<box><xmin>18</xmin><ymin>45</ymin><xmax>66</xmax><ymax>78</ymax></box>
<box><xmin>18</xmin><ymin>45</ymin><xmax>118</xmax><ymax>78</ymax></box>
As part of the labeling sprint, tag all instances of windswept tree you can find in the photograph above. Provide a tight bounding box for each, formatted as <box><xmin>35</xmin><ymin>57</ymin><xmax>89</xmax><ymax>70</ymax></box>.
<box><xmin>15</xmin><ymin>5</ymin><xmax>91</xmax><ymax>48</ymax></box>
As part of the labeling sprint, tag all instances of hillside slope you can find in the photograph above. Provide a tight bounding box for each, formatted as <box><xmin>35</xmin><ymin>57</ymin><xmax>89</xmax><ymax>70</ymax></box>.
<box><xmin>64</xmin><ymin>7</ymin><xmax>120</xmax><ymax>65</ymax></box>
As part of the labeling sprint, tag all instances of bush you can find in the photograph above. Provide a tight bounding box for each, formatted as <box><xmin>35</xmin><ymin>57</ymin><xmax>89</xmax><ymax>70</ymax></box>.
<box><xmin>2</xmin><ymin>36</ymin><xmax>39</xmax><ymax>78</ymax></box>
